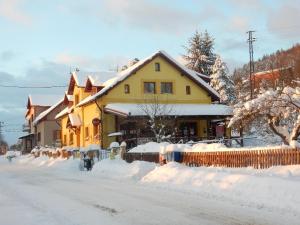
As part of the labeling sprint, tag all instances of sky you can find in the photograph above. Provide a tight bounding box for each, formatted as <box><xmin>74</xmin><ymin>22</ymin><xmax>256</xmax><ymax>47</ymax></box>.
<box><xmin>0</xmin><ymin>0</ymin><xmax>300</xmax><ymax>145</ymax></box>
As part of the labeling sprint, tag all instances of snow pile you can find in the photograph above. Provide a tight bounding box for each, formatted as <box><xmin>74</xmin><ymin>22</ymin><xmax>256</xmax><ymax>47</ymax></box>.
<box><xmin>16</xmin><ymin>155</ymin><xmax>80</xmax><ymax>172</ymax></box>
<box><xmin>141</xmin><ymin>162</ymin><xmax>300</xmax><ymax>213</ymax></box>
<box><xmin>129</xmin><ymin>142</ymin><xmax>291</xmax><ymax>153</ymax></box>
<box><xmin>92</xmin><ymin>158</ymin><xmax>156</xmax><ymax>180</ymax></box>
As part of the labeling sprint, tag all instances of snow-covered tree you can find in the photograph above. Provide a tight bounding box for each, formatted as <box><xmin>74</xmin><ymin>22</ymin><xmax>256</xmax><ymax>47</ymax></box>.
<box><xmin>183</xmin><ymin>30</ymin><xmax>216</xmax><ymax>76</ymax></box>
<box><xmin>211</xmin><ymin>55</ymin><xmax>235</xmax><ymax>104</ymax></box>
<box><xmin>229</xmin><ymin>86</ymin><xmax>300</xmax><ymax>146</ymax></box>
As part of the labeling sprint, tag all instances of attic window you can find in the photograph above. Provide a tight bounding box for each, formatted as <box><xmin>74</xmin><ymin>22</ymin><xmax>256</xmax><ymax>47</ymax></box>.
<box><xmin>186</xmin><ymin>85</ymin><xmax>191</xmax><ymax>95</ymax></box>
<box><xmin>124</xmin><ymin>84</ymin><xmax>130</xmax><ymax>94</ymax></box>
<box><xmin>155</xmin><ymin>62</ymin><xmax>160</xmax><ymax>72</ymax></box>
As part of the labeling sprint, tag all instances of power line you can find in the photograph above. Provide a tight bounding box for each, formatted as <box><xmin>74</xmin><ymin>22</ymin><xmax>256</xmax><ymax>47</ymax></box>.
<box><xmin>0</xmin><ymin>84</ymin><xmax>67</xmax><ymax>89</ymax></box>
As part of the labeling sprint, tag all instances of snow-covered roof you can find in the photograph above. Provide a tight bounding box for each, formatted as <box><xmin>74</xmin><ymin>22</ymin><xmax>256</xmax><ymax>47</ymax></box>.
<box><xmin>55</xmin><ymin>107</ymin><xmax>69</xmax><ymax>120</ymax></box>
<box><xmin>28</xmin><ymin>94</ymin><xmax>62</xmax><ymax>107</ymax></box>
<box><xmin>87</xmin><ymin>71</ymin><xmax>117</xmax><ymax>87</ymax></box>
<box><xmin>33</xmin><ymin>98</ymin><xmax>64</xmax><ymax>125</ymax></box>
<box><xmin>108</xmin><ymin>132</ymin><xmax>123</xmax><ymax>137</ymax></box>
<box><xmin>77</xmin><ymin>50</ymin><xmax>220</xmax><ymax>107</ymax></box>
<box><xmin>68</xmin><ymin>113</ymin><xmax>82</xmax><ymax>127</ymax></box>
<box><xmin>104</xmin><ymin>103</ymin><xmax>232</xmax><ymax>117</ymax></box>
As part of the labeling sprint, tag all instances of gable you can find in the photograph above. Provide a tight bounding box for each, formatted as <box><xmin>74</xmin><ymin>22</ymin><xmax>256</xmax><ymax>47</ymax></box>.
<box><xmin>101</xmin><ymin>55</ymin><xmax>213</xmax><ymax>104</ymax></box>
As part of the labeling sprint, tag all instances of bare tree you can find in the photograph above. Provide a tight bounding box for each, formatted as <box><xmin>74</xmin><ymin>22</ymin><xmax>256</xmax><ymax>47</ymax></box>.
<box><xmin>138</xmin><ymin>95</ymin><xmax>175</xmax><ymax>143</ymax></box>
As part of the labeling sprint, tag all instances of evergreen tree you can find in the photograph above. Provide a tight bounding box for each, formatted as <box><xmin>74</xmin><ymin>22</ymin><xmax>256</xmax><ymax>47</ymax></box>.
<box><xmin>183</xmin><ymin>30</ymin><xmax>216</xmax><ymax>76</ymax></box>
<box><xmin>211</xmin><ymin>55</ymin><xmax>235</xmax><ymax>104</ymax></box>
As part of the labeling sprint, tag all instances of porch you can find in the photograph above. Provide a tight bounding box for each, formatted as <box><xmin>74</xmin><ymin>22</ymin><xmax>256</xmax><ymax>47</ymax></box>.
<box><xmin>103</xmin><ymin>103</ymin><xmax>233</xmax><ymax>149</ymax></box>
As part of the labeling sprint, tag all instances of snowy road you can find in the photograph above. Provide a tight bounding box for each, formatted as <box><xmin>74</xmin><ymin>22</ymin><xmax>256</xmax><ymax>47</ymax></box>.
<box><xmin>0</xmin><ymin>158</ymin><xmax>299</xmax><ymax>225</ymax></box>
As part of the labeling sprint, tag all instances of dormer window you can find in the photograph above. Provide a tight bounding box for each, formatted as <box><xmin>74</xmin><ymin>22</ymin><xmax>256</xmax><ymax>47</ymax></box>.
<box><xmin>155</xmin><ymin>62</ymin><xmax>160</xmax><ymax>72</ymax></box>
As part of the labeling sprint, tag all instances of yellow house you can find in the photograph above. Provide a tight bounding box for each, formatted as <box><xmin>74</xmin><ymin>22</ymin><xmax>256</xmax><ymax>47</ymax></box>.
<box><xmin>57</xmin><ymin>51</ymin><xmax>232</xmax><ymax>149</ymax></box>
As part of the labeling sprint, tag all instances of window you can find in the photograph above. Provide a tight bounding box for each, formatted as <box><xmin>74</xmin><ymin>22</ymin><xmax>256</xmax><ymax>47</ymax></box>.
<box><xmin>186</xmin><ymin>85</ymin><xmax>191</xmax><ymax>95</ymax></box>
<box><xmin>85</xmin><ymin>127</ymin><xmax>89</xmax><ymax>139</ymax></box>
<box><xmin>53</xmin><ymin>130</ymin><xmax>61</xmax><ymax>141</ymax></box>
<box><xmin>144</xmin><ymin>82</ymin><xmax>156</xmax><ymax>94</ymax></box>
<box><xmin>155</xmin><ymin>62</ymin><xmax>160</xmax><ymax>71</ymax></box>
<box><xmin>93</xmin><ymin>124</ymin><xmax>99</xmax><ymax>139</ymax></box>
<box><xmin>124</xmin><ymin>84</ymin><xmax>130</xmax><ymax>94</ymax></box>
<box><xmin>70</xmin><ymin>133</ymin><xmax>74</xmax><ymax>145</ymax></box>
<box><xmin>63</xmin><ymin>135</ymin><xmax>67</xmax><ymax>145</ymax></box>
<box><xmin>161</xmin><ymin>82</ymin><xmax>173</xmax><ymax>94</ymax></box>
<box><xmin>75</xmin><ymin>94</ymin><xmax>79</xmax><ymax>105</ymax></box>
<box><xmin>37</xmin><ymin>132</ymin><xmax>41</xmax><ymax>142</ymax></box>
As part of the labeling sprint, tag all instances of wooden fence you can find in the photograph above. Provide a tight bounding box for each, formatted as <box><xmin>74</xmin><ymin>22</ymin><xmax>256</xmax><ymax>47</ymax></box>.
<box><xmin>123</xmin><ymin>148</ymin><xmax>300</xmax><ymax>169</ymax></box>
<box><xmin>181</xmin><ymin>148</ymin><xmax>300</xmax><ymax>169</ymax></box>
<box><xmin>123</xmin><ymin>152</ymin><xmax>160</xmax><ymax>164</ymax></box>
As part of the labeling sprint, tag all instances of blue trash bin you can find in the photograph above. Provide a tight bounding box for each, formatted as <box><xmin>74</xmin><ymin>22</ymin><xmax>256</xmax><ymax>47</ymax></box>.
<box><xmin>166</xmin><ymin>151</ymin><xmax>181</xmax><ymax>162</ymax></box>
<box><xmin>173</xmin><ymin>151</ymin><xmax>181</xmax><ymax>162</ymax></box>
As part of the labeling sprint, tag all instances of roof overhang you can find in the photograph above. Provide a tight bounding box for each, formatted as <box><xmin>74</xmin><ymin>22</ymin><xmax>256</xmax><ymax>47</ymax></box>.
<box><xmin>104</xmin><ymin>103</ymin><xmax>233</xmax><ymax>117</ymax></box>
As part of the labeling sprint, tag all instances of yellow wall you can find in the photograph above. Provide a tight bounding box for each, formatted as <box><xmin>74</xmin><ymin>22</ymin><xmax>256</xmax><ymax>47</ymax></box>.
<box><xmin>100</xmin><ymin>55</ymin><xmax>212</xmax><ymax>105</ymax></box>
<box><xmin>82</xmin><ymin>103</ymin><xmax>101</xmax><ymax>147</ymax></box>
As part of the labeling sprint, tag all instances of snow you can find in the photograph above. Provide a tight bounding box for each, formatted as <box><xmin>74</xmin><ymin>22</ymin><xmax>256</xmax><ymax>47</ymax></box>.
<box><xmin>109</xmin><ymin>142</ymin><xmax>120</xmax><ymax>148</ymax></box>
<box><xmin>28</xmin><ymin>94</ymin><xmax>62</xmax><ymax>107</ymax></box>
<box><xmin>55</xmin><ymin>106</ymin><xmax>68</xmax><ymax>119</ymax></box>
<box><xmin>33</xmin><ymin>98</ymin><xmax>63</xmax><ymax>125</ymax></box>
<box><xmin>68</xmin><ymin>113</ymin><xmax>81</xmax><ymax>127</ymax></box>
<box><xmin>108</xmin><ymin>132</ymin><xmax>123</xmax><ymax>137</ymax></box>
<box><xmin>129</xmin><ymin>142</ymin><xmax>294</xmax><ymax>154</ymax></box>
<box><xmin>104</xmin><ymin>103</ymin><xmax>232</xmax><ymax>116</ymax></box>
<box><xmin>87</xmin><ymin>71</ymin><xmax>117</xmax><ymax>86</ymax></box>
<box><xmin>92</xmin><ymin>158</ymin><xmax>156</xmax><ymax>180</ymax></box>
<box><xmin>1</xmin><ymin>154</ymin><xmax>300</xmax><ymax>224</ymax></box>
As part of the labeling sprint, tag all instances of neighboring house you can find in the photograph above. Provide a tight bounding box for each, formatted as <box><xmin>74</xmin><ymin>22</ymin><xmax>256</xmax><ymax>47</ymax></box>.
<box><xmin>0</xmin><ymin>141</ymin><xmax>8</xmax><ymax>155</ymax></box>
<box><xmin>19</xmin><ymin>94</ymin><xmax>62</xmax><ymax>154</ymax></box>
<box><xmin>32</xmin><ymin>98</ymin><xmax>65</xmax><ymax>147</ymax></box>
<box><xmin>55</xmin><ymin>70</ymin><xmax>116</xmax><ymax>149</ymax></box>
<box><xmin>252</xmin><ymin>67</ymin><xmax>294</xmax><ymax>89</ymax></box>
<box><xmin>56</xmin><ymin>50</ymin><xmax>232</xmax><ymax>149</ymax></box>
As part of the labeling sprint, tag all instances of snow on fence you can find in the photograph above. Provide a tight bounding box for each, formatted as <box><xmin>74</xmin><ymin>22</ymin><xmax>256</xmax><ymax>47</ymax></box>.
<box><xmin>123</xmin><ymin>152</ymin><xmax>160</xmax><ymax>163</ymax></box>
<box><xmin>181</xmin><ymin>148</ymin><xmax>300</xmax><ymax>169</ymax></box>
<box><xmin>123</xmin><ymin>148</ymin><xmax>300</xmax><ymax>169</ymax></box>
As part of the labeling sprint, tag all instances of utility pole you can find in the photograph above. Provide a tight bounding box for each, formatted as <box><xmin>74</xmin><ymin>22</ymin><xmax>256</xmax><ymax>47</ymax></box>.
<box><xmin>247</xmin><ymin>30</ymin><xmax>256</xmax><ymax>99</ymax></box>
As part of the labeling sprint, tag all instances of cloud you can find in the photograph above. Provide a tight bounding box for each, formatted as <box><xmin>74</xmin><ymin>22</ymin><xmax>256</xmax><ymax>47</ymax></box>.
<box><xmin>0</xmin><ymin>50</ymin><xmax>15</xmax><ymax>62</ymax></box>
<box><xmin>54</xmin><ymin>52</ymin><xmax>129</xmax><ymax>72</ymax></box>
<box><xmin>228</xmin><ymin>16</ymin><xmax>250</xmax><ymax>32</ymax></box>
<box><xmin>93</xmin><ymin>0</ymin><xmax>211</xmax><ymax>34</ymax></box>
<box><xmin>267</xmin><ymin>2</ymin><xmax>300</xmax><ymax>39</ymax></box>
<box><xmin>0</xmin><ymin>0</ymin><xmax>32</xmax><ymax>25</ymax></box>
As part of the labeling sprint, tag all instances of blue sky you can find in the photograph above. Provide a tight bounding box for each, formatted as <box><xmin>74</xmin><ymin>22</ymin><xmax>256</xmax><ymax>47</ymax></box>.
<box><xmin>0</xmin><ymin>0</ymin><xmax>299</xmax><ymax>145</ymax></box>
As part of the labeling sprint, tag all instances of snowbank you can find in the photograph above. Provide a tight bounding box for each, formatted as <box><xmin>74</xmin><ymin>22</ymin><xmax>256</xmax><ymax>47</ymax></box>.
<box><xmin>91</xmin><ymin>158</ymin><xmax>156</xmax><ymax>180</ymax></box>
<box><xmin>141</xmin><ymin>162</ymin><xmax>300</xmax><ymax>213</ymax></box>
<box><xmin>129</xmin><ymin>142</ymin><xmax>295</xmax><ymax>153</ymax></box>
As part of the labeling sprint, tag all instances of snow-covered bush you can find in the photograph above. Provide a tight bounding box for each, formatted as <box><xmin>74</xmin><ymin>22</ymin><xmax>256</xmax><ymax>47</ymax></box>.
<box><xmin>229</xmin><ymin>86</ymin><xmax>300</xmax><ymax>146</ymax></box>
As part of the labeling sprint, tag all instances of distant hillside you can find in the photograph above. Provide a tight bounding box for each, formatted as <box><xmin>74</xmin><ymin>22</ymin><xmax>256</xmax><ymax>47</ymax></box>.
<box><xmin>233</xmin><ymin>44</ymin><xmax>300</xmax><ymax>87</ymax></box>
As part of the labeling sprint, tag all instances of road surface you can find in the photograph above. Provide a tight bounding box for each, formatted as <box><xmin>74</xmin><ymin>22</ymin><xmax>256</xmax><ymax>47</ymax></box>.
<box><xmin>0</xmin><ymin>159</ymin><xmax>299</xmax><ymax>225</ymax></box>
